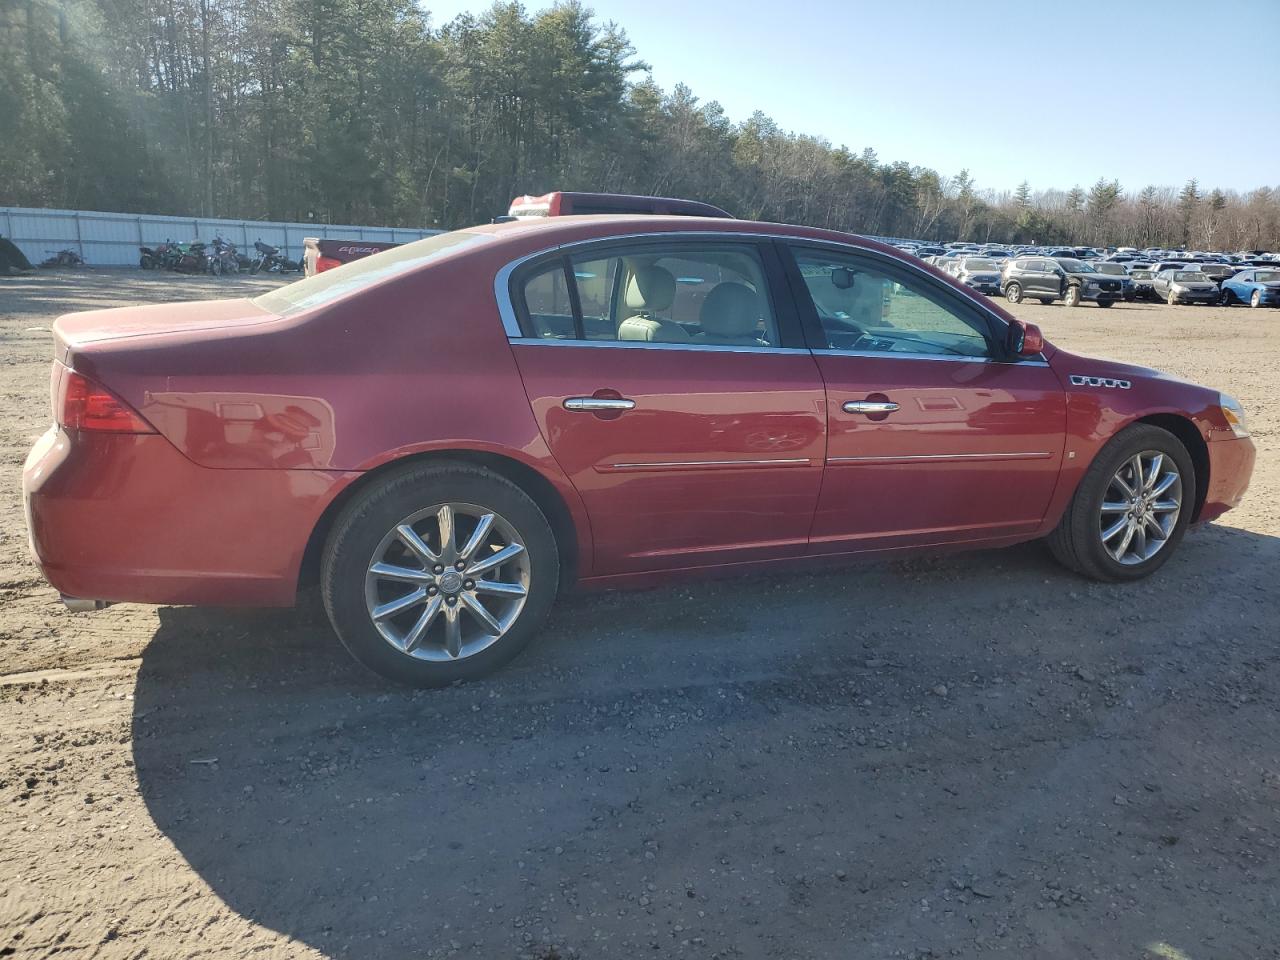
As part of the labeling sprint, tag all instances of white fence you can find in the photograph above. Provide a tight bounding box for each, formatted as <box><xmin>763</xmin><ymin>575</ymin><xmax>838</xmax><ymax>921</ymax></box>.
<box><xmin>0</xmin><ymin>206</ymin><xmax>441</xmax><ymax>267</ymax></box>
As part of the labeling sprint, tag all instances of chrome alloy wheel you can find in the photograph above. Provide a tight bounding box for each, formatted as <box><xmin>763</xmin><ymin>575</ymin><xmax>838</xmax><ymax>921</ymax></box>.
<box><xmin>364</xmin><ymin>503</ymin><xmax>530</xmax><ymax>661</ymax></box>
<box><xmin>1098</xmin><ymin>451</ymin><xmax>1183</xmax><ymax>566</ymax></box>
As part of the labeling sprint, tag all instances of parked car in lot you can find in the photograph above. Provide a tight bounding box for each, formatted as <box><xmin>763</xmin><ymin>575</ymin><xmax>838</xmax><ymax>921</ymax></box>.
<box><xmin>1221</xmin><ymin>268</ymin><xmax>1280</xmax><ymax>308</ymax></box>
<box><xmin>1197</xmin><ymin>263</ymin><xmax>1239</xmax><ymax>289</ymax></box>
<box><xmin>1152</xmin><ymin>269</ymin><xmax>1221</xmax><ymax>305</ymax></box>
<box><xmin>23</xmin><ymin>211</ymin><xmax>1255</xmax><ymax>686</ymax></box>
<box><xmin>1001</xmin><ymin>257</ymin><xmax>1123</xmax><ymax>307</ymax></box>
<box><xmin>955</xmin><ymin>257</ymin><xmax>1003</xmax><ymax>295</ymax></box>
<box><xmin>1128</xmin><ymin>268</ymin><xmax>1158</xmax><ymax>301</ymax></box>
<box><xmin>1090</xmin><ymin>261</ymin><xmax>1136</xmax><ymax>301</ymax></box>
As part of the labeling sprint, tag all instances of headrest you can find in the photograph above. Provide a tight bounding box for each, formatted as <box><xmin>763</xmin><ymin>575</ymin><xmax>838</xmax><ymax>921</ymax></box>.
<box><xmin>699</xmin><ymin>282</ymin><xmax>762</xmax><ymax>338</ymax></box>
<box><xmin>624</xmin><ymin>266</ymin><xmax>676</xmax><ymax>313</ymax></box>
<box><xmin>617</xmin><ymin>317</ymin><xmax>691</xmax><ymax>342</ymax></box>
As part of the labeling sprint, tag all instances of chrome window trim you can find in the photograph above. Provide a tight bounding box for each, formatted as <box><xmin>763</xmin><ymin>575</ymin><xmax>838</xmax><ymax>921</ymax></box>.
<box><xmin>816</xmin><ymin>348</ymin><xmax>1049</xmax><ymax>367</ymax></box>
<box><xmin>508</xmin><ymin>337</ymin><xmax>811</xmax><ymax>356</ymax></box>
<box><xmin>493</xmin><ymin>228</ymin><xmax>1018</xmax><ymax>348</ymax></box>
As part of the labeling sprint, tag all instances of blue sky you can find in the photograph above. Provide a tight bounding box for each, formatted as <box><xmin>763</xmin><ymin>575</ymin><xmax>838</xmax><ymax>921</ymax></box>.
<box><xmin>422</xmin><ymin>0</ymin><xmax>1280</xmax><ymax>196</ymax></box>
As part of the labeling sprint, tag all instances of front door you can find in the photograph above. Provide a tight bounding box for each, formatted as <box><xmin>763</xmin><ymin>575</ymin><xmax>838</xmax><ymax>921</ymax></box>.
<box><xmin>508</xmin><ymin>238</ymin><xmax>827</xmax><ymax>575</ymax></box>
<box><xmin>781</xmin><ymin>243</ymin><xmax>1067</xmax><ymax>552</ymax></box>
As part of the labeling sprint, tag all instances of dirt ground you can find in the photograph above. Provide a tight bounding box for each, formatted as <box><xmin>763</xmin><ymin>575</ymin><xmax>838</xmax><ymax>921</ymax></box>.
<box><xmin>1</xmin><ymin>271</ymin><xmax>1277</xmax><ymax>960</ymax></box>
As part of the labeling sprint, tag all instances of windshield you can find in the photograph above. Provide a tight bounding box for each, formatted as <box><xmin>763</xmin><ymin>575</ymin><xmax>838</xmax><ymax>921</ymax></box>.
<box><xmin>1093</xmin><ymin>263</ymin><xmax>1126</xmax><ymax>275</ymax></box>
<box><xmin>1255</xmin><ymin>271</ymin><xmax>1280</xmax><ymax>282</ymax></box>
<box><xmin>1056</xmin><ymin>259</ymin><xmax>1094</xmax><ymax>273</ymax></box>
<box><xmin>963</xmin><ymin>258</ymin><xmax>997</xmax><ymax>271</ymax></box>
<box><xmin>1174</xmin><ymin>271</ymin><xmax>1207</xmax><ymax>281</ymax></box>
<box><xmin>253</xmin><ymin>230</ymin><xmax>486</xmax><ymax>316</ymax></box>
<box><xmin>1131</xmin><ymin>270</ymin><xmax>1153</xmax><ymax>279</ymax></box>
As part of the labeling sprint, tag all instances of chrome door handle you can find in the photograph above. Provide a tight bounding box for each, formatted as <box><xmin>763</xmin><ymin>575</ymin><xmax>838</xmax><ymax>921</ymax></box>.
<box><xmin>564</xmin><ymin>397</ymin><xmax>636</xmax><ymax>412</ymax></box>
<box><xmin>843</xmin><ymin>400</ymin><xmax>899</xmax><ymax>414</ymax></box>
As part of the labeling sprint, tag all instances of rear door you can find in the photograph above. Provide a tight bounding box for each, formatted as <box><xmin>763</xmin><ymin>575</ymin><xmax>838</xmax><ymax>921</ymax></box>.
<box><xmin>780</xmin><ymin>242</ymin><xmax>1067</xmax><ymax>552</ymax></box>
<box><xmin>506</xmin><ymin>237</ymin><xmax>827</xmax><ymax>575</ymax></box>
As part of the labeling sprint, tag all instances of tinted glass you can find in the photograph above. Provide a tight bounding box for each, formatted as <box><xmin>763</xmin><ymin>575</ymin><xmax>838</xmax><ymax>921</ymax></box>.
<box><xmin>791</xmin><ymin>249</ymin><xmax>993</xmax><ymax>359</ymax></box>
<box><xmin>521</xmin><ymin>261</ymin><xmax>575</xmax><ymax>339</ymax></box>
<box><xmin>522</xmin><ymin>243</ymin><xmax>779</xmax><ymax>347</ymax></box>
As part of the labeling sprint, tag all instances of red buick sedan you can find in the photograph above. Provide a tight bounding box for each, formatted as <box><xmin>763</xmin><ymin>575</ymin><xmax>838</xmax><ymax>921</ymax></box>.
<box><xmin>23</xmin><ymin>215</ymin><xmax>1255</xmax><ymax>685</ymax></box>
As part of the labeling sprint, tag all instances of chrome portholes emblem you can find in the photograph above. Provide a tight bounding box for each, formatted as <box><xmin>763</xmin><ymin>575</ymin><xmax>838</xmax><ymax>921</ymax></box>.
<box><xmin>1070</xmin><ymin>375</ymin><xmax>1131</xmax><ymax>389</ymax></box>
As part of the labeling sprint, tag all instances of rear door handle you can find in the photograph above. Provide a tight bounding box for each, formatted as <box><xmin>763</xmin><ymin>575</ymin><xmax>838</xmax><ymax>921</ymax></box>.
<box><xmin>843</xmin><ymin>400</ymin><xmax>899</xmax><ymax>414</ymax></box>
<box><xmin>564</xmin><ymin>397</ymin><xmax>636</xmax><ymax>412</ymax></box>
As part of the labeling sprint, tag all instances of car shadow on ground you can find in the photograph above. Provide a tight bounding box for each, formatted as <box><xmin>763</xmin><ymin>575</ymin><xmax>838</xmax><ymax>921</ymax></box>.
<box><xmin>131</xmin><ymin>526</ymin><xmax>1280</xmax><ymax>959</ymax></box>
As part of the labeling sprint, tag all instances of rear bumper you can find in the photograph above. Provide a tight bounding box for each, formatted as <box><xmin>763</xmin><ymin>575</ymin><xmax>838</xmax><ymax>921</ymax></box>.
<box><xmin>1198</xmin><ymin>435</ymin><xmax>1256</xmax><ymax>524</ymax></box>
<box><xmin>23</xmin><ymin>426</ymin><xmax>355</xmax><ymax>606</ymax></box>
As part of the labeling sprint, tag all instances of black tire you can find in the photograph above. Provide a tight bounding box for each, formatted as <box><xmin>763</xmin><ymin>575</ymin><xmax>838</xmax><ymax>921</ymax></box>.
<box><xmin>1037</xmin><ymin>298</ymin><xmax>1054</xmax><ymax>305</ymax></box>
<box><xmin>1004</xmin><ymin>282</ymin><xmax>1022</xmax><ymax>304</ymax></box>
<box><xmin>321</xmin><ymin>461</ymin><xmax>560</xmax><ymax>686</ymax></box>
<box><xmin>1046</xmin><ymin>424</ymin><xmax>1195</xmax><ymax>582</ymax></box>
<box><xmin>1064</xmin><ymin>285</ymin><xmax>1082</xmax><ymax>307</ymax></box>
<box><xmin>1221</xmin><ymin>288</ymin><xmax>1233</xmax><ymax>306</ymax></box>
<box><xmin>250</xmin><ymin>259</ymin><xmax>262</xmax><ymax>275</ymax></box>
<box><xmin>1251</xmin><ymin>290</ymin><xmax>1262</xmax><ymax>309</ymax></box>
<box><xmin>139</xmin><ymin>254</ymin><xmax>154</xmax><ymax>269</ymax></box>
<box><xmin>1097</xmin><ymin>299</ymin><xmax>1114</xmax><ymax>308</ymax></box>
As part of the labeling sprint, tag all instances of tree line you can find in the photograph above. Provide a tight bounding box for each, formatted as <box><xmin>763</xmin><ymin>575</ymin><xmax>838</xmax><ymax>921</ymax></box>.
<box><xmin>3</xmin><ymin>0</ymin><xmax>1278</xmax><ymax>249</ymax></box>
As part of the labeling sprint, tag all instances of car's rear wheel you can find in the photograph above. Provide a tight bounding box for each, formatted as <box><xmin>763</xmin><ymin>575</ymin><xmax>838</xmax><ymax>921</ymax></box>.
<box><xmin>1064</xmin><ymin>285</ymin><xmax>1082</xmax><ymax>307</ymax></box>
<box><xmin>1167</xmin><ymin>291</ymin><xmax>1178</xmax><ymax>306</ymax></box>
<box><xmin>1004</xmin><ymin>282</ymin><xmax>1022</xmax><ymax>304</ymax></box>
<box><xmin>322</xmin><ymin>461</ymin><xmax>559</xmax><ymax>686</ymax></box>
<box><xmin>1047</xmin><ymin>424</ymin><xmax>1193</xmax><ymax>582</ymax></box>
<box><xmin>1251</xmin><ymin>290</ymin><xmax>1262</xmax><ymax>308</ymax></box>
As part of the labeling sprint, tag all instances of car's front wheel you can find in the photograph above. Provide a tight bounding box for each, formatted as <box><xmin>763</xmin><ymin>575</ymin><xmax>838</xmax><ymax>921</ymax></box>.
<box><xmin>322</xmin><ymin>461</ymin><xmax>559</xmax><ymax>686</ymax></box>
<box><xmin>1097</xmin><ymin>299</ymin><xmax>1113</xmax><ymax>308</ymax></box>
<box><xmin>1251</xmin><ymin>290</ymin><xmax>1262</xmax><ymax>308</ymax></box>
<box><xmin>1064</xmin><ymin>285</ymin><xmax>1082</xmax><ymax>307</ymax></box>
<box><xmin>1046</xmin><ymin>424</ymin><xmax>1194</xmax><ymax>582</ymax></box>
<box><xmin>1167</xmin><ymin>291</ymin><xmax>1178</xmax><ymax>306</ymax></box>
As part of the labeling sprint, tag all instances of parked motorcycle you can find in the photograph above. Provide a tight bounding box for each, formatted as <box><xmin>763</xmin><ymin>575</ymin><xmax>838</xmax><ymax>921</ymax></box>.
<box><xmin>250</xmin><ymin>239</ymin><xmax>301</xmax><ymax>274</ymax></box>
<box><xmin>171</xmin><ymin>240</ymin><xmax>209</xmax><ymax>274</ymax></box>
<box><xmin>208</xmin><ymin>236</ymin><xmax>241</xmax><ymax>276</ymax></box>
<box><xmin>40</xmin><ymin>249</ymin><xmax>84</xmax><ymax>268</ymax></box>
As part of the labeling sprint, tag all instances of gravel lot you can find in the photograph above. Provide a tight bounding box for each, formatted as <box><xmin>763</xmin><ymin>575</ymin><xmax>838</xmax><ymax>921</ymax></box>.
<box><xmin>2</xmin><ymin>271</ymin><xmax>1277</xmax><ymax>960</ymax></box>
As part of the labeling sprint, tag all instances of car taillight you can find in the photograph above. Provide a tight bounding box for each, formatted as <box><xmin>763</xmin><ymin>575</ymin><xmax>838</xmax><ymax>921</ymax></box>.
<box><xmin>57</xmin><ymin>368</ymin><xmax>156</xmax><ymax>433</ymax></box>
<box><xmin>316</xmin><ymin>255</ymin><xmax>341</xmax><ymax>273</ymax></box>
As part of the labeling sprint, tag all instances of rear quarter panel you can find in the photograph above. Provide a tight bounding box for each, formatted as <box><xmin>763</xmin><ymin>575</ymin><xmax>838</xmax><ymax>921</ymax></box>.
<box><xmin>65</xmin><ymin>243</ymin><xmax>596</xmax><ymax>576</ymax></box>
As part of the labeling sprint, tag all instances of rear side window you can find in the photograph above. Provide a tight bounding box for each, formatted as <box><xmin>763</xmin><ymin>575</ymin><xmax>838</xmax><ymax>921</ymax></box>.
<box><xmin>522</xmin><ymin>262</ymin><xmax>575</xmax><ymax>339</ymax></box>
<box><xmin>517</xmin><ymin>242</ymin><xmax>780</xmax><ymax>348</ymax></box>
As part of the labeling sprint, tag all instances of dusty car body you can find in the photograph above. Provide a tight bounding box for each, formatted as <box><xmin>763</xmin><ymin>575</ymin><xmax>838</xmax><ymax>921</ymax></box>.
<box><xmin>24</xmin><ymin>214</ymin><xmax>1256</xmax><ymax>685</ymax></box>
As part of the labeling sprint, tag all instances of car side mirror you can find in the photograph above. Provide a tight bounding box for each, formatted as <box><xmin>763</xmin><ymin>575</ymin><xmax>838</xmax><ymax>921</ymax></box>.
<box><xmin>1007</xmin><ymin>321</ymin><xmax>1044</xmax><ymax>357</ymax></box>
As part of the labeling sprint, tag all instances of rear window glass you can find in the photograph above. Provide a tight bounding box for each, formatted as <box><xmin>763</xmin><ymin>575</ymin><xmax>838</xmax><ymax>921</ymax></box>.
<box><xmin>253</xmin><ymin>230</ymin><xmax>485</xmax><ymax>317</ymax></box>
<box><xmin>518</xmin><ymin>243</ymin><xmax>779</xmax><ymax>347</ymax></box>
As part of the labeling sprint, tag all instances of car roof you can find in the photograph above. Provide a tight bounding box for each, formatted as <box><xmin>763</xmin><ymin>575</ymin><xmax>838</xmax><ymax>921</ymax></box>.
<box><xmin>460</xmin><ymin>214</ymin><xmax>906</xmax><ymax>259</ymax></box>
